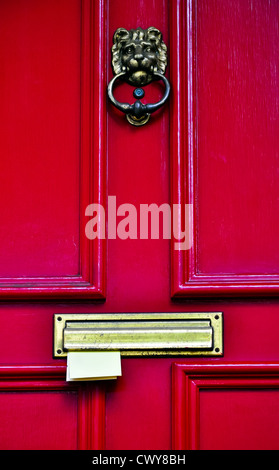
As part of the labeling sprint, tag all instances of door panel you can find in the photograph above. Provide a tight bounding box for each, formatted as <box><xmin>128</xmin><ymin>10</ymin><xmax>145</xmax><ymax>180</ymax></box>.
<box><xmin>173</xmin><ymin>364</ymin><xmax>279</xmax><ymax>450</ymax></box>
<box><xmin>199</xmin><ymin>389</ymin><xmax>279</xmax><ymax>450</ymax></box>
<box><xmin>0</xmin><ymin>0</ymin><xmax>81</xmax><ymax>278</ymax></box>
<box><xmin>0</xmin><ymin>366</ymin><xmax>105</xmax><ymax>450</ymax></box>
<box><xmin>0</xmin><ymin>0</ymin><xmax>279</xmax><ymax>452</ymax></box>
<box><xmin>195</xmin><ymin>0</ymin><xmax>279</xmax><ymax>276</ymax></box>
<box><xmin>0</xmin><ymin>0</ymin><xmax>106</xmax><ymax>299</ymax></box>
<box><xmin>171</xmin><ymin>0</ymin><xmax>279</xmax><ymax>297</ymax></box>
<box><xmin>0</xmin><ymin>391</ymin><xmax>78</xmax><ymax>450</ymax></box>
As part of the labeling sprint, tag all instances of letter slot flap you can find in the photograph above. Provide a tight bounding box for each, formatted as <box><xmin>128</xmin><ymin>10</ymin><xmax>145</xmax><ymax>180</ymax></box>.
<box><xmin>54</xmin><ymin>313</ymin><xmax>223</xmax><ymax>357</ymax></box>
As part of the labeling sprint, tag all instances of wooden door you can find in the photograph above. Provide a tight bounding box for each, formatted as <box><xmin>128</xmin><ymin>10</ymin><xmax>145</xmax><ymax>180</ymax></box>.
<box><xmin>1</xmin><ymin>0</ymin><xmax>279</xmax><ymax>451</ymax></box>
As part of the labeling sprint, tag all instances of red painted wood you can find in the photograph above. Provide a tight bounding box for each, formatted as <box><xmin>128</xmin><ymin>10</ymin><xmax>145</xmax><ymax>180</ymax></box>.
<box><xmin>0</xmin><ymin>365</ymin><xmax>105</xmax><ymax>450</ymax></box>
<box><xmin>0</xmin><ymin>0</ymin><xmax>279</xmax><ymax>452</ymax></box>
<box><xmin>0</xmin><ymin>0</ymin><xmax>81</xmax><ymax>278</ymax></box>
<box><xmin>105</xmin><ymin>358</ymin><xmax>171</xmax><ymax>450</ymax></box>
<box><xmin>172</xmin><ymin>363</ymin><xmax>279</xmax><ymax>450</ymax></box>
<box><xmin>0</xmin><ymin>0</ymin><xmax>106</xmax><ymax>299</ymax></box>
<box><xmin>171</xmin><ymin>0</ymin><xmax>279</xmax><ymax>297</ymax></box>
<box><xmin>199</xmin><ymin>389</ymin><xmax>279</xmax><ymax>450</ymax></box>
<box><xmin>0</xmin><ymin>391</ymin><xmax>78</xmax><ymax>450</ymax></box>
<box><xmin>78</xmin><ymin>384</ymin><xmax>106</xmax><ymax>450</ymax></box>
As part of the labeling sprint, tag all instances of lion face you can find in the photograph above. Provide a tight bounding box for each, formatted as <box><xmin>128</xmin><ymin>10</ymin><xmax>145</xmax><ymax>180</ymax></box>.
<box><xmin>112</xmin><ymin>27</ymin><xmax>167</xmax><ymax>86</ymax></box>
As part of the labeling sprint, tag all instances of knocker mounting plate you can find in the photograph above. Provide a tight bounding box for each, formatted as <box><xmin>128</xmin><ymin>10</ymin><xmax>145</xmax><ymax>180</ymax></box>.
<box><xmin>107</xmin><ymin>27</ymin><xmax>170</xmax><ymax>126</ymax></box>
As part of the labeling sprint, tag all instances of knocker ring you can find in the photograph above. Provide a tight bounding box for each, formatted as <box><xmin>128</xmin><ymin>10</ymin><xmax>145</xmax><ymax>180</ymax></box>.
<box><xmin>107</xmin><ymin>27</ymin><xmax>170</xmax><ymax>127</ymax></box>
<box><xmin>107</xmin><ymin>71</ymin><xmax>170</xmax><ymax>126</ymax></box>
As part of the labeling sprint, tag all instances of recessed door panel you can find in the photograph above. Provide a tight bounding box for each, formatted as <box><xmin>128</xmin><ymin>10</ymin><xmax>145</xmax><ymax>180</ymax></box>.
<box><xmin>0</xmin><ymin>0</ymin><xmax>106</xmax><ymax>298</ymax></box>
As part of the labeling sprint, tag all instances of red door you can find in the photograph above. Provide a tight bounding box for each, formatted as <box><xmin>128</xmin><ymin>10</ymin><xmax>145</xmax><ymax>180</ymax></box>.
<box><xmin>1</xmin><ymin>0</ymin><xmax>279</xmax><ymax>451</ymax></box>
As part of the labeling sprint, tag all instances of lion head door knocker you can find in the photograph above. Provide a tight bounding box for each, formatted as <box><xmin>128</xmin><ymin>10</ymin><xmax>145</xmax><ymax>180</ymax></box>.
<box><xmin>107</xmin><ymin>27</ymin><xmax>170</xmax><ymax>126</ymax></box>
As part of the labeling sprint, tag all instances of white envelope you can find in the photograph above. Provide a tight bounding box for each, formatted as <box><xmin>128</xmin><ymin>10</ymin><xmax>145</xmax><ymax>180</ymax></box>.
<box><xmin>66</xmin><ymin>351</ymin><xmax>122</xmax><ymax>381</ymax></box>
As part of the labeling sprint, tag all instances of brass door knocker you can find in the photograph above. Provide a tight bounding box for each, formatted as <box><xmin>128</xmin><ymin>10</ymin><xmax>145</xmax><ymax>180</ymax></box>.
<box><xmin>107</xmin><ymin>27</ymin><xmax>170</xmax><ymax>126</ymax></box>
